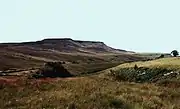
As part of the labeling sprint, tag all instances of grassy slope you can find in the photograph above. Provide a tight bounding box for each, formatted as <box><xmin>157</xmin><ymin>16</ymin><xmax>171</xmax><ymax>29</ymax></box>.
<box><xmin>0</xmin><ymin>57</ymin><xmax>180</xmax><ymax>109</ymax></box>
<box><xmin>100</xmin><ymin>57</ymin><xmax>180</xmax><ymax>83</ymax></box>
<box><xmin>115</xmin><ymin>57</ymin><xmax>180</xmax><ymax>70</ymax></box>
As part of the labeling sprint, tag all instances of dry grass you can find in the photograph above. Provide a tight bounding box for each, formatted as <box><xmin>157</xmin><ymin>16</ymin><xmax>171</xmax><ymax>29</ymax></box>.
<box><xmin>114</xmin><ymin>57</ymin><xmax>180</xmax><ymax>70</ymax></box>
<box><xmin>0</xmin><ymin>76</ymin><xmax>180</xmax><ymax>109</ymax></box>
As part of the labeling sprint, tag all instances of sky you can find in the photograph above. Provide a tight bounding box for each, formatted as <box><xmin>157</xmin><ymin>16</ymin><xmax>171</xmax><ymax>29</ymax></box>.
<box><xmin>0</xmin><ymin>0</ymin><xmax>180</xmax><ymax>53</ymax></box>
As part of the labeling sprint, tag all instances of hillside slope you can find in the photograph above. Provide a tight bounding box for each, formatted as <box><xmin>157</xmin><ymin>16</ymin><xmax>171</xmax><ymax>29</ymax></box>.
<box><xmin>100</xmin><ymin>57</ymin><xmax>180</xmax><ymax>86</ymax></box>
<box><xmin>0</xmin><ymin>38</ymin><xmax>145</xmax><ymax>74</ymax></box>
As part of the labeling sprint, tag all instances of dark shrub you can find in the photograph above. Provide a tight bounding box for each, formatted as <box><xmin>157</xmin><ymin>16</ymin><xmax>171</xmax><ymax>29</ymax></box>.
<box><xmin>33</xmin><ymin>62</ymin><xmax>73</xmax><ymax>78</ymax></box>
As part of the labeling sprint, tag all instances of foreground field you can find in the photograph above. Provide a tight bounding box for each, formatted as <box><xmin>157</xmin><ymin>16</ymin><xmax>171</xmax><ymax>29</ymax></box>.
<box><xmin>0</xmin><ymin>57</ymin><xmax>180</xmax><ymax>109</ymax></box>
<box><xmin>0</xmin><ymin>76</ymin><xmax>180</xmax><ymax>109</ymax></box>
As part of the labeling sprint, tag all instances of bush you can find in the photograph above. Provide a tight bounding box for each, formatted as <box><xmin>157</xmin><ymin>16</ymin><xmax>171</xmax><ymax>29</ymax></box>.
<box><xmin>33</xmin><ymin>62</ymin><xmax>73</xmax><ymax>78</ymax></box>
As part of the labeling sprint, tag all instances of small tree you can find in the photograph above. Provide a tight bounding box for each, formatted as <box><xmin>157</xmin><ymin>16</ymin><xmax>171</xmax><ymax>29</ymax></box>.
<box><xmin>134</xmin><ymin>64</ymin><xmax>138</xmax><ymax>70</ymax></box>
<box><xmin>171</xmin><ymin>50</ymin><xmax>179</xmax><ymax>57</ymax></box>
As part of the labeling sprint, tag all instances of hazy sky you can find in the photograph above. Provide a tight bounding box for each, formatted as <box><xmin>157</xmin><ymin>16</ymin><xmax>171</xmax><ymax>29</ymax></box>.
<box><xmin>0</xmin><ymin>0</ymin><xmax>180</xmax><ymax>53</ymax></box>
